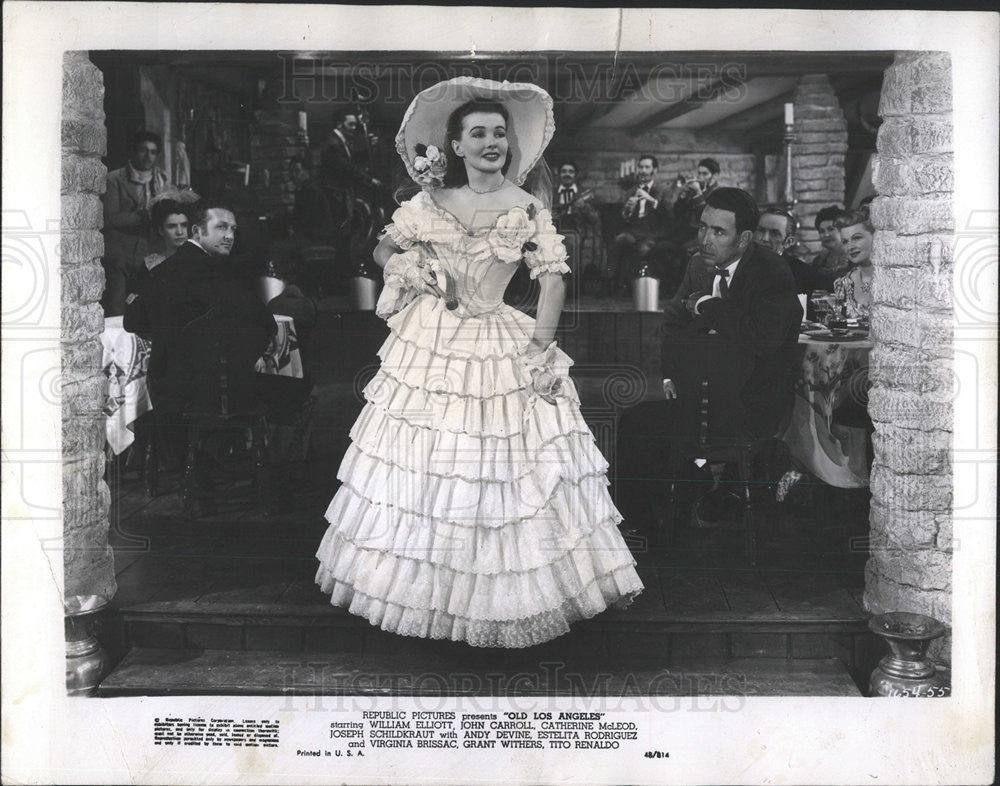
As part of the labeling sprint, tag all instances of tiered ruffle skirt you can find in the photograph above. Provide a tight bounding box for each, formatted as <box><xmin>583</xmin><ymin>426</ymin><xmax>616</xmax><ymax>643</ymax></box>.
<box><xmin>315</xmin><ymin>296</ymin><xmax>644</xmax><ymax>648</ymax></box>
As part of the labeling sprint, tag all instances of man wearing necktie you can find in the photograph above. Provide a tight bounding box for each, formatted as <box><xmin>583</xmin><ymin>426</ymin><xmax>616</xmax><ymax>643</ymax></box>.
<box><xmin>613</xmin><ymin>188</ymin><xmax>802</xmax><ymax>552</ymax></box>
<box><xmin>611</xmin><ymin>155</ymin><xmax>671</xmax><ymax>296</ymax></box>
<box><xmin>552</xmin><ymin>161</ymin><xmax>603</xmax><ymax>297</ymax></box>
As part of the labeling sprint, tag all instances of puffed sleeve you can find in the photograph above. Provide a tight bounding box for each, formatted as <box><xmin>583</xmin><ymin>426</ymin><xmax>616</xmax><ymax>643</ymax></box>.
<box><xmin>375</xmin><ymin>248</ymin><xmax>424</xmax><ymax>320</ymax></box>
<box><xmin>523</xmin><ymin>208</ymin><xmax>571</xmax><ymax>279</ymax></box>
<box><xmin>381</xmin><ymin>193</ymin><xmax>432</xmax><ymax>250</ymax></box>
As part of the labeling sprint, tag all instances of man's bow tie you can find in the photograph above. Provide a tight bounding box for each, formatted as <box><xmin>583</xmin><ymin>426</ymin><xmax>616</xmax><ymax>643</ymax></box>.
<box><xmin>712</xmin><ymin>266</ymin><xmax>730</xmax><ymax>277</ymax></box>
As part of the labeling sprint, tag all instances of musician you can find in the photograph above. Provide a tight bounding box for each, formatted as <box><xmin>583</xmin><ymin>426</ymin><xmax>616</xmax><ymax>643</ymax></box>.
<box><xmin>320</xmin><ymin>109</ymin><xmax>383</xmax><ymax>269</ymax></box>
<box><xmin>670</xmin><ymin>157</ymin><xmax>720</xmax><ymax>246</ymax></box>
<box><xmin>611</xmin><ymin>155</ymin><xmax>672</xmax><ymax>296</ymax></box>
<box><xmin>552</xmin><ymin>161</ymin><xmax>604</xmax><ymax>291</ymax></box>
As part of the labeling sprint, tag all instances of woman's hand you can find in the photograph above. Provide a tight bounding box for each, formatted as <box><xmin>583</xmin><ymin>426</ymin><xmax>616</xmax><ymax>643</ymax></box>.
<box><xmin>402</xmin><ymin>263</ymin><xmax>442</xmax><ymax>296</ymax></box>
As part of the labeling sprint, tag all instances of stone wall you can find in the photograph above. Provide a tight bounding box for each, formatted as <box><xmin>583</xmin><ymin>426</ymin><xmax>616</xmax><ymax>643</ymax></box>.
<box><xmin>249</xmin><ymin>107</ymin><xmax>307</xmax><ymax>217</ymax></box>
<box><xmin>791</xmin><ymin>75</ymin><xmax>848</xmax><ymax>253</ymax></box>
<box><xmin>62</xmin><ymin>52</ymin><xmax>116</xmax><ymax>603</ymax></box>
<box><xmin>555</xmin><ymin>128</ymin><xmax>755</xmax><ymax>204</ymax></box>
<box><xmin>866</xmin><ymin>52</ymin><xmax>954</xmax><ymax>664</ymax></box>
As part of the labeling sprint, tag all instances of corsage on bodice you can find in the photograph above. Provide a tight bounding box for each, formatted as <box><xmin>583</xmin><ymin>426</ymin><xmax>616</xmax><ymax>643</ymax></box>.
<box><xmin>376</xmin><ymin>190</ymin><xmax>570</xmax><ymax>319</ymax></box>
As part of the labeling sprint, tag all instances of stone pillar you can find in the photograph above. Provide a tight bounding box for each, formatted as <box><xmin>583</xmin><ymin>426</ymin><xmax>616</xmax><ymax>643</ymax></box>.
<box><xmin>62</xmin><ymin>52</ymin><xmax>116</xmax><ymax>605</ymax></box>
<box><xmin>866</xmin><ymin>52</ymin><xmax>954</xmax><ymax>664</ymax></box>
<box><xmin>249</xmin><ymin>107</ymin><xmax>307</xmax><ymax>217</ymax></box>
<box><xmin>791</xmin><ymin>75</ymin><xmax>848</xmax><ymax>252</ymax></box>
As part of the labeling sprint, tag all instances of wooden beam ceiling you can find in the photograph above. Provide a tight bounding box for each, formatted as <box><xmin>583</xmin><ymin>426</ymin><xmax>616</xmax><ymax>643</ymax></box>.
<box><xmin>629</xmin><ymin>78</ymin><xmax>735</xmax><ymax>133</ymax></box>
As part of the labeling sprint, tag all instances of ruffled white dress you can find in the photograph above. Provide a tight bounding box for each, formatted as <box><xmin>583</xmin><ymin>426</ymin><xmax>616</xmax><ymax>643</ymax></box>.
<box><xmin>315</xmin><ymin>191</ymin><xmax>644</xmax><ymax>648</ymax></box>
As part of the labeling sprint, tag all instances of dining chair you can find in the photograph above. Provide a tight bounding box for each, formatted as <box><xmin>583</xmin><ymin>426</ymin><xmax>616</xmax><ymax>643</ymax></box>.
<box><xmin>666</xmin><ymin>379</ymin><xmax>789</xmax><ymax>566</ymax></box>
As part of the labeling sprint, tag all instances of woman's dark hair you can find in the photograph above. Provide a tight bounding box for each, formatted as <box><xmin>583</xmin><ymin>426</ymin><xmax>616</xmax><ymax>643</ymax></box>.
<box><xmin>443</xmin><ymin>100</ymin><xmax>513</xmax><ymax>187</ymax></box>
<box><xmin>704</xmin><ymin>187</ymin><xmax>760</xmax><ymax>235</ymax></box>
<box><xmin>835</xmin><ymin>206</ymin><xmax>874</xmax><ymax>234</ymax></box>
<box><xmin>814</xmin><ymin>205</ymin><xmax>846</xmax><ymax>228</ymax></box>
<box><xmin>150</xmin><ymin>199</ymin><xmax>189</xmax><ymax>234</ymax></box>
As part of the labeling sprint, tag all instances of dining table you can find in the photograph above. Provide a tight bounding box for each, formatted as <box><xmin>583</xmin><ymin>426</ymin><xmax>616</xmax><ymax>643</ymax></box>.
<box><xmin>254</xmin><ymin>314</ymin><xmax>304</xmax><ymax>378</ymax></box>
<box><xmin>101</xmin><ymin>316</ymin><xmax>153</xmax><ymax>455</ymax></box>
<box><xmin>101</xmin><ymin>313</ymin><xmax>303</xmax><ymax>455</ymax></box>
<box><xmin>779</xmin><ymin>328</ymin><xmax>874</xmax><ymax>488</ymax></box>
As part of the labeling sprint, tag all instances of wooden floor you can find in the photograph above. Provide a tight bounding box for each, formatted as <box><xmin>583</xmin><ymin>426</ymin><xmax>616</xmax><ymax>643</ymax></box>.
<box><xmin>103</xmin><ymin>650</ymin><xmax>860</xmax><ymax>697</ymax></box>
<box><xmin>107</xmin><ymin>458</ymin><xmax>868</xmax><ymax>624</ymax></box>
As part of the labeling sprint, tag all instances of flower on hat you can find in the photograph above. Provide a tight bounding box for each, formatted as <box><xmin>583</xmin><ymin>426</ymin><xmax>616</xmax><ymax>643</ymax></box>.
<box><xmin>412</xmin><ymin>143</ymin><xmax>447</xmax><ymax>188</ymax></box>
<box><xmin>487</xmin><ymin>206</ymin><xmax>534</xmax><ymax>263</ymax></box>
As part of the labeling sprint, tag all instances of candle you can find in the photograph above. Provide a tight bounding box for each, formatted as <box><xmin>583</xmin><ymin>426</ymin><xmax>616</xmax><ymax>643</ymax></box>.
<box><xmin>298</xmin><ymin>110</ymin><xmax>308</xmax><ymax>133</ymax></box>
<box><xmin>784</xmin><ymin>102</ymin><xmax>794</xmax><ymax>125</ymax></box>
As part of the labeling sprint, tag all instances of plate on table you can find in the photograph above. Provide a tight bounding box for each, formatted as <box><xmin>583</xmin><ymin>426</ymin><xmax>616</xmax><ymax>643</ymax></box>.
<box><xmin>802</xmin><ymin>328</ymin><xmax>870</xmax><ymax>342</ymax></box>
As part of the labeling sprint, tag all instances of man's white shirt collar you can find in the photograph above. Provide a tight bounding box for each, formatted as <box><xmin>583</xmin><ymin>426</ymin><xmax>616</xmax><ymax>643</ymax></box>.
<box><xmin>711</xmin><ymin>256</ymin><xmax>741</xmax><ymax>297</ymax></box>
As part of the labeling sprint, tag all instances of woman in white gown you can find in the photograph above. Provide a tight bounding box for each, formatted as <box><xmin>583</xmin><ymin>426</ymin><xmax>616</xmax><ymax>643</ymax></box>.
<box><xmin>315</xmin><ymin>77</ymin><xmax>644</xmax><ymax>648</ymax></box>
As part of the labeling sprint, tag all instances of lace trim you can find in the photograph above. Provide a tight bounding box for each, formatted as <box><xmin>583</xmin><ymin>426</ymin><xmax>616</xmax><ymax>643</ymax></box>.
<box><xmin>528</xmin><ymin>260</ymin><xmax>572</xmax><ymax>279</ymax></box>
<box><xmin>320</xmin><ymin>489</ymin><xmax>626</xmax><ymax>575</ymax></box>
<box><xmin>315</xmin><ymin>580</ymin><xmax>642</xmax><ymax>648</ymax></box>
<box><xmin>364</xmin><ymin>366</ymin><xmax>580</xmax><ymax>409</ymax></box>
<box><xmin>315</xmin><ymin>534</ymin><xmax>642</xmax><ymax>626</ymax></box>
<box><xmin>346</xmin><ymin>425</ymin><xmax>608</xmax><ymax>483</ymax></box>
<box><xmin>378</xmin><ymin>335</ymin><xmax>530</xmax><ymax>398</ymax></box>
<box><xmin>382</xmin><ymin>222</ymin><xmax>417</xmax><ymax>250</ymax></box>
<box><xmin>332</xmin><ymin>469</ymin><xmax>617</xmax><ymax>530</ymax></box>
<box><xmin>385</xmin><ymin>297</ymin><xmax>541</xmax><ymax>361</ymax></box>
<box><xmin>359</xmin><ymin>381</ymin><xmax>589</xmax><ymax>439</ymax></box>
<box><xmin>349</xmin><ymin>402</ymin><xmax>595</xmax><ymax>452</ymax></box>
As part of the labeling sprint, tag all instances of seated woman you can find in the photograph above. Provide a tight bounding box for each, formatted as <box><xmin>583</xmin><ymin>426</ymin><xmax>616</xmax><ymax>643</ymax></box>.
<box><xmin>123</xmin><ymin>197</ymin><xmax>197</xmax><ymax>336</ymax></box>
<box><xmin>143</xmin><ymin>197</ymin><xmax>194</xmax><ymax>271</ymax></box>
<box><xmin>833</xmin><ymin>207</ymin><xmax>874</xmax><ymax>319</ymax></box>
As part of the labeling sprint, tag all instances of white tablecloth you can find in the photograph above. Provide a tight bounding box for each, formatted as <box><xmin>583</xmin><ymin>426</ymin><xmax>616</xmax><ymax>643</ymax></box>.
<box><xmin>102</xmin><ymin>314</ymin><xmax>304</xmax><ymax>454</ymax></box>
<box><xmin>779</xmin><ymin>334</ymin><xmax>874</xmax><ymax>488</ymax></box>
<box><xmin>101</xmin><ymin>316</ymin><xmax>153</xmax><ymax>455</ymax></box>
<box><xmin>255</xmin><ymin>314</ymin><xmax>304</xmax><ymax>378</ymax></box>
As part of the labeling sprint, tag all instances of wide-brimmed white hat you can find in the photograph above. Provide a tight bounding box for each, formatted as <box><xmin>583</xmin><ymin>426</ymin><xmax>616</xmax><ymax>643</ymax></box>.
<box><xmin>395</xmin><ymin>77</ymin><xmax>555</xmax><ymax>187</ymax></box>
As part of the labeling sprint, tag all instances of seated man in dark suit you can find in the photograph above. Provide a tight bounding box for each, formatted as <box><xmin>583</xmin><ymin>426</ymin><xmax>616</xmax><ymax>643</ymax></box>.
<box><xmin>755</xmin><ymin>208</ymin><xmax>838</xmax><ymax>296</ymax></box>
<box><xmin>660</xmin><ymin>252</ymin><xmax>715</xmax><ymax>329</ymax></box>
<box><xmin>125</xmin><ymin>200</ymin><xmax>276</xmax><ymax>411</ymax></box>
<box><xmin>614</xmin><ymin>188</ymin><xmax>802</xmax><ymax>548</ymax></box>
<box><xmin>125</xmin><ymin>200</ymin><xmax>277</xmax><ymax>471</ymax></box>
